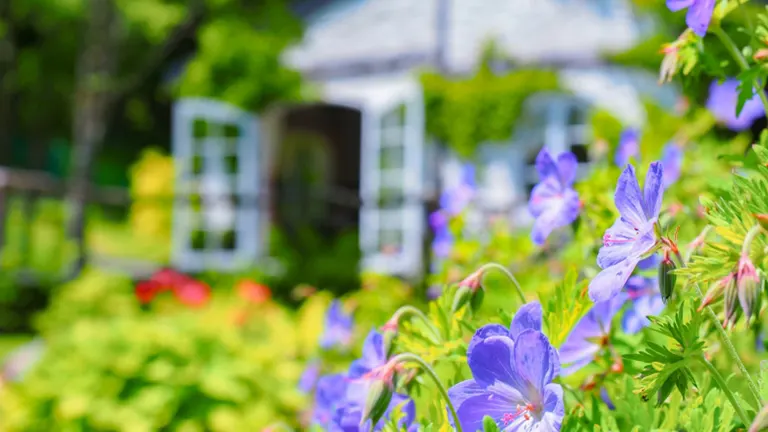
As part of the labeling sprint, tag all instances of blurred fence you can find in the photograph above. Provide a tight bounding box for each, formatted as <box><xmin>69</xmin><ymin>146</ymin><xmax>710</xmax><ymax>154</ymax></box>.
<box><xmin>0</xmin><ymin>166</ymin><xmax>378</xmax><ymax>284</ymax></box>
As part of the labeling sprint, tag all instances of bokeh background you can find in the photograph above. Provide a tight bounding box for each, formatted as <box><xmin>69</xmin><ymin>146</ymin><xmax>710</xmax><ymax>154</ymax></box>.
<box><xmin>0</xmin><ymin>0</ymin><xmax>767</xmax><ymax>430</ymax></box>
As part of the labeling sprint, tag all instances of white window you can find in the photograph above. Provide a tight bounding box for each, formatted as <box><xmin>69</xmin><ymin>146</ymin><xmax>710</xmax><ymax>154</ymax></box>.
<box><xmin>171</xmin><ymin>98</ymin><xmax>262</xmax><ymax>272</ymax></box>
<box><xmin>359</xmin><ymin>82</ymin><xmax>425</xmax><ymax>278</ymax></box>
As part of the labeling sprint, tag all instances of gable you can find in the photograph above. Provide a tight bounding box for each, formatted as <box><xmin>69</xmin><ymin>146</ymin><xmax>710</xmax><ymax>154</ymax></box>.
<box><xmin>447</xmin><ymin>0</ymin><xmax>642</xmax><ymax>72</ymax></box>
<box><xmin>286</xmin><ymin>0</ymin><xmax>646</xmax><ymax>80</ymax></box>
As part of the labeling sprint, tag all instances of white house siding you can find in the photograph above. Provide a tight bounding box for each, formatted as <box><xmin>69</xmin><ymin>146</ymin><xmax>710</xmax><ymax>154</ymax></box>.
<box><xmin>284</xmin><ymin>0</ymin><xmax>438</xmax><ymax>73</ymax></box>
<box><xmin>447</xmin><ymin>0</ymin><xmax>641</xmax><ymax>72</ymax></box>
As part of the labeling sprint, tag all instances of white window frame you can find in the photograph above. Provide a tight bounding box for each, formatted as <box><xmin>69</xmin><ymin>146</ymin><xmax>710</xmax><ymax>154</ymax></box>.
<box><xmin>171</xmin><ymin>98</ymin><xmax>262</xmax><ymax>272</ymax></box>
<box><xmin>359</xmin><ymin>82</ymin><xmax>425</xmax><ymax>278</ymax></box>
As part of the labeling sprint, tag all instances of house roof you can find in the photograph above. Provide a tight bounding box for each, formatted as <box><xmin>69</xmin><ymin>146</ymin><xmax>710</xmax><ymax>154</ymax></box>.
<box><xmin>284</xmin><ymin>0</ymin><xmax>646</xmax><ymax>80</ymax></box>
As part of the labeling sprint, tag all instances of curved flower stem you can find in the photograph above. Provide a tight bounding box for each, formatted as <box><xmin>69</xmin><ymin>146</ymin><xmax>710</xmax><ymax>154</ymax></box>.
<box><xmin>712</xmin><ymin>26</ymin><xmax>768</xmax><ymax>119</ymax></box>
<box><xmin>700</xmin><ymin>355</ymin><xmax>752</xmax><ymax>426</ymax></box>
<box><xmin>391</xmin><ymin>353</ymin><xmax>463</xmax><ymax>432</ymax></box>
<box><xmin>387</xmin><ymin>305</ymin><xmax>443</xmax><ymax>343</ymax></box>
<box><xmin>478</xmin><ymin>262</ymin><xmax>526</xmax><ymax>304</ymax></box>
<box><xmin>674</xmin><ymin>247</ymin><xmax>763</xmax><ymax>407</ymax></box>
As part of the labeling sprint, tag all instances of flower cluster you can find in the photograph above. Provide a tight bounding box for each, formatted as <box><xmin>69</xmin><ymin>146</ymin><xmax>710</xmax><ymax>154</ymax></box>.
<box><xmin>589</xmin><ymin>163</ymin><xmax>665</xmax><ymax>302</ymax></box>
<box><xmin>134</xmin><ymin>268</ymin><xmax>212</xmax><ymax>307</ymax></box>
<box><xmin>706</xmin><ymin>78</ymin><xmax>767</xmax><ymax>132</ymax></box>
<box><xmin>528</xmin><ymin>148</ymin><xmax>581</xmax><ymax>245</ymax></box>
<box><xmin>430</xmin><ymin>163</ymin><xmax>477</xmax><ymax>260</ymax></box>
<box><xmin>320</xmin><ymin>300</ymin><xmax>355</xmax><ymax>350</ymax></box>
<box><xmin>448</xmin><ymin>302</ymin><xmax>564</xmax><ymax>431</ymax></box>
<box><xmin>310</xmin><ymin>330</ymin><xmax>417</xmax><ymax>431</ymax></box>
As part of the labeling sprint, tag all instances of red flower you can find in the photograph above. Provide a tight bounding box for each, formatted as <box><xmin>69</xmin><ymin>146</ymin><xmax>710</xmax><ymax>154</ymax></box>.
<box><xmin>236</xmin><ymin>280</ymin><xmax>271</xmax><ymax>304</ymax></box>
<box><xmin>173</xmin><ymin>280</ymin><xmax>211</xmax><ymax>307</ymax></box>
<box><xmin>135</xmin><ymin>280</ymin><xmax>162</xmax><ymax>304</ymax></box>
<box><xmin>151</xmin><ymin>268</ymin><xmax>189</xmax><ymax>289</ymax></box>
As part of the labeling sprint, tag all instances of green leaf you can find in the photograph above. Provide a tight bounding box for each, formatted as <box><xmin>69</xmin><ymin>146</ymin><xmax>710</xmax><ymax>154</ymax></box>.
<box><xmin>543</xmin><ymin>267</ymin><xmax>592</xmax><ymax>348</ymax></box>
<box><xmin>482</xmin><ymin>415</ymin><xmax>500</xmax><ymax>432</ymax></box>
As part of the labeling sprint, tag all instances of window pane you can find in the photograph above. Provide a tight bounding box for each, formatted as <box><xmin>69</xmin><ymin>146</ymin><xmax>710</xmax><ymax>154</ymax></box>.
<box><xmin>193</xmin><ymin>118</ymin><xmax>209</xmax><ymax>138</ymax></box>
<box><xmin>223</xmin><ymin>123</ymin><xmax>241</xmax><ymax>138</ymax></box>
<box><xmin>381</xmin><ymin>126</ymin><xmax>404</xmax><ymax>147</ymax></box>
<box><xmin>381</xmin><ymin>104</ymin><xmax>406</xmax><ymax>128</ymax></box>
<box><xmin>378</xmin><ymin>229</ymin><xmax>403</xmax><ymax>254</ymax></box>
<box><xmin>380</xmin><ymin>146</ymin><xmax>404</xmax><ymax>171</ymax></box>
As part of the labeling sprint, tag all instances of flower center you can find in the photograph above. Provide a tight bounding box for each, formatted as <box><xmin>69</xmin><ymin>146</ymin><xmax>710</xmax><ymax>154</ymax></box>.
<box><xmin>602</xmin><ymin>230</ymin><xmax>638</xmax><ymax>247</ymax></box>
<box><xmin>501</xmin><ymin>402</ymin><xmax>538</xmax><ymax>424</ymax></box>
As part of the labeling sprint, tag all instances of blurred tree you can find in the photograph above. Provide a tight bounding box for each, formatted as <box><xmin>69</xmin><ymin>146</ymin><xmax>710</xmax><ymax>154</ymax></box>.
<box><xmin>0</xmin><ymin>0</ymin><xmax>303</xmax><ymax>276</ymax></box>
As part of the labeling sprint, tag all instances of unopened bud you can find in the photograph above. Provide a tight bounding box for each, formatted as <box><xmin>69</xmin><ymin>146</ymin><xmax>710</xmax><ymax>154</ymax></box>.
<box><xmin>470</xmin><ymin>286</ymin><xmax>485</xmax><ymax>312</ymax></box>
<box><xmin>754</xmin><ymin>49</ymin><xmax>768</xmax><ymax>61</ymax></box>
<box><xmin>382</xmin><ymin>329</ymin><xmax>397</xmax><ymax>358</ymax></box>
<box><xmin>451</xmin><ymin>285</ymin><xmax>473</xmax><ymax>314</ymax></box>
<box><xmin>724</xmin><ymin>274</ymin><xmax>739</xmax><ymax>326</ymax></box>
<box><xmin>699</xmin><ymin>276</ymin><xmax>729</xmax><ymax>311</ymax></box>
<box><xmin>756</xmin><ymin>214</ymin><xmax>768</xmax><ymax>232</ymax></box>
<box><xmin>361</xmin><ymin>378</ymin><xmax>394</xmax><ymax>426</ymax></box>
<box><xmin>738</xmin><ymin>255</ymin><xmax>762</xmax><ymax>321</ymax></box>
<box><xmin>659</xmin><ymin>254</ymin><xmax>677</xmax><ymax>303</ymax></box>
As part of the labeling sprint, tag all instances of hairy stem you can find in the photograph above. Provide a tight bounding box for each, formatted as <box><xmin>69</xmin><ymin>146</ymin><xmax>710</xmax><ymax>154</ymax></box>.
<box><xmin>391</xmin><ymin>353</ymin><xmax>463</xmax><ymax>432</ymax></box>
<box><xmin>712</xmin><ymin>26</ymin><xmax>768</xmax><ymax>120</ymax></box>
<box><xmin>675</xmin><ymin>245</ymin><xmax>762</xmax><ymax>407</ymax></box>
<box><xmin>700</xmin><ymin>355</ymin><xmax>752</xmax><ymax>426</ymax></box>
<box><xmin>387</xmin><ymin>305</ymin><xmax>443</xmax><ymax>343</ymax></box>
<box><xmin>478</xmin><ymin>262</ymin><xmax>526</xmax><ymax>303</ymax></box>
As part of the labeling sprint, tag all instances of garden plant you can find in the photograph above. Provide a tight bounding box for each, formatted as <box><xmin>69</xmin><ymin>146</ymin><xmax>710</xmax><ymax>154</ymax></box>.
<box><xmin>5</xmin><ymin>0</ymin><xmax>768</xmax><ymax>431</ymax></box>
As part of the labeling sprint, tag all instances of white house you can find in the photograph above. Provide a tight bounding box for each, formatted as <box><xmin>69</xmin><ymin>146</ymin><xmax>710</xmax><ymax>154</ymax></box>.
<box><xmin>170</xmin><ymin>0</ymin><xmax>678</xmax><ymax>278</ymax></box>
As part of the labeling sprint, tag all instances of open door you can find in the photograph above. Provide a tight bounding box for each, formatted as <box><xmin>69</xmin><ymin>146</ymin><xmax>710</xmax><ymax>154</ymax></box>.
<box><xmin>359</xmin><ymin>81</ymin><xmax>425</xmax><ymax>278</ymax></box>
<box><xmin>171</xmin><ymin>98</ymin><xmax>263</xmax><ymax>272</ymax></box>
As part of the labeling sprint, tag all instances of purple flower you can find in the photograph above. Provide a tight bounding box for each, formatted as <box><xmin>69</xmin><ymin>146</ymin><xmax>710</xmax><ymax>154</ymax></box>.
<box><xmin>559</xmin><ymin>294</ymin><xmax>626</xmax><ymax>376</ymax></box>
<box><xmin>622</xmin><ymin>276</ymin><xmax>666</xmax><ymax>334</ymax></box>
<box><xmin>427</xmin><ymin>285</ymin><xmax>443</xmax><ymax>300</ymax></box>
<box><xmin>637</xmin><ymin>255</ymin><xmax>658</xmax><ymax>271</ymax></box>
<box><xmin>340</xmin><ymin>330</ymin><xmax>416</xmax><ymax>431</ymax></box>
<box><xmin>661</xmin><ymin>142</ymin><xmax>683</xmax><ymax>188</ymax></box>
<box><xmin>589</xmin><ymin>162</ymin><xmax>664</xmax><ymax>302</ymax></box>
<box><xmin>311</xmin><ymin>373</ymin><xmax>348</xmax><ymax>428</ymax></box>
<box><xmin>429</xmin><ymin>210</ymin><xmax>448</xmax><ymax>231</ymax></box>
<box><xmin>333</xmin><ymin>393</ymin><xmax>416</xmax><ymax>432</ymax></box>
<box><xmin>600</xmin><ymin>387</ymin><xmax>616</xmax><ymax>411</ymax></box>
<box><xmin>614</xmin><ymin>128</ymin><xmax>640</xmax><ymax>168</ymax></box>
<box><xmin>348</xmin><ymin>330</ymin><xmax>387</xmax><ymax>379</ymax></box>
<box><xmin>432</xmin><ymin>229</ymin><xmax>453</xmax><ymax>258</ymax></box>
<box><xmin>528</xmin><ymin>148</ymin><xmax>581</xmax><ymax>245</ymax></box>
<box><xmin>464</xmin><ymin>302</ymin><xmax>545</xmax><ymax>359</ymax></box>
<box><xmin>706</xmin><ymin>78</ymin><xmax>766</xmax><ymax>131</ymax></box>
<box><xmin>440</xmin><ymin>163</ymin><xmax>476</xmax><ymax>215</ymax></box>
<box><xmin>299</xmin><ymin>360</ymin><xmax>321</xmax><ymax>393</ymax></box>
<box><xmin>666</xmin><ymin>0</ymin><xmax>715</xmax><ymax>37</ymax></box>
<box><xmin>320</xmin><ymin>300</ymin><xmax>354</xmax><ymax>350</ymax></box>
<box><xmin>448</xmin><ymin>302</ymin><xmax>564</xmax><ymax>431</ymax></box>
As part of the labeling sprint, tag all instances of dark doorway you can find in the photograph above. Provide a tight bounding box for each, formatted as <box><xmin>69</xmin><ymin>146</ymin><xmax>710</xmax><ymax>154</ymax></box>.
<box><xmin>271</xmin><ymin>104</ymin><xmax>362</xmax><ymax>296</ymax></box>
<box><xmin>275</xmin><ymin>104</ymin><xmax>362</xmax><ymax>237</ymax></box>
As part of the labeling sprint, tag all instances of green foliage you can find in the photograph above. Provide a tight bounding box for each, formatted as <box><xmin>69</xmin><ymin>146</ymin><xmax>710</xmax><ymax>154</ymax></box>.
<box><xmin>421</xmin><ymin>67</ymin><xmax>560</xmax><ymax>157</ymax></box>
<box><xmin>34</xmin><ymin>269</ymin><xmax>141</xmax><ymax>336</ymax></box>
<box><xmin>681</xmin><ymin>142</ymin><xmax>768</xmax><ymax>286</ymax></box>
<box><xmin>624</xmin><ymin>300</ymin><xmax>705</xmax><ymax>405</ymax></box>
<box><xmin>0</xmin><ymin>298</ymin><xmax>306</xmax><ymax>431</ymax></box>
<box><xmin>542</xmin><ymin>267</ymin><xmax>592</xmax><ymax>348</ymax></box>
<box><xmin>175</xmin><ymin>11</ymin><xmax>303</xmax><ymax>112</ymax></box>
